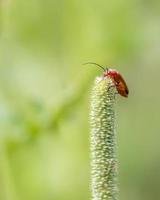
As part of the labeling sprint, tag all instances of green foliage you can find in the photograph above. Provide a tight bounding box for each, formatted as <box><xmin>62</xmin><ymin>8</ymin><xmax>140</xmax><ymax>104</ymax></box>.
<box><xmin>0</xmin><ymin>0</ymin><xmax>160</xmax><ymax>200</ymax></box>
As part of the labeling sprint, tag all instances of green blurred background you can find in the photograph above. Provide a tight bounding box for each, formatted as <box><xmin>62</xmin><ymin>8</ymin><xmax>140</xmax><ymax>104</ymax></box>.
<box><xmin>0</xmin><ymin>0</ymin><xmax>160</xmax><ymax>200</ymax></box>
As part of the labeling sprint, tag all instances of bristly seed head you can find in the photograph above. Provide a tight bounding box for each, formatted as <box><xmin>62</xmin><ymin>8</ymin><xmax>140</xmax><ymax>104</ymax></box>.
<box><xmin>90</xmin><ymin>76</ymin><xmax>118</xmax><ymax>200</ymax></box>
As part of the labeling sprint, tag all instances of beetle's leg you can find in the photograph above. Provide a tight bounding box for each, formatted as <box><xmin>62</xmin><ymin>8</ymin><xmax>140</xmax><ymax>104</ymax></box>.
<box><xmin>113</xmin><ymin>82</ymin><xmax>119</xmax><ymax>99</ymax></box>
<box><xmin>107</xmin><ymin>83</ymin><xmax>115</xmax><ymax>92</ymax></box>
<box><xmin>107</xmin><ymin>81</ymin><xmax>119</xmax><ymax>99</ymax></box>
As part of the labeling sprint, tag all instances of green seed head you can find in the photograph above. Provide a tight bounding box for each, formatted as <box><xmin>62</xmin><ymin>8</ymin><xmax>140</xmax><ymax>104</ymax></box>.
<box><xmin>90</xmin><ymin>76</ymin><xmax>118</xmax><ymax>200</ymax></box>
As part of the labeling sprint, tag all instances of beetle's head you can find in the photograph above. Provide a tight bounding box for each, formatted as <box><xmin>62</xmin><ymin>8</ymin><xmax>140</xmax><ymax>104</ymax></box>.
<box><xmin>104</xmin><ymin>68</ymin><xmax>119</xmax><ymax>78</ymax></box>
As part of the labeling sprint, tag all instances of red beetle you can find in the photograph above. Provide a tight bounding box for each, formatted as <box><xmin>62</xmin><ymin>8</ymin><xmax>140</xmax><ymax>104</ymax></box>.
<box><xmin>84</xmin><ymin>62</ymin><xmax>129</xmax><ymax>97</ymax></box>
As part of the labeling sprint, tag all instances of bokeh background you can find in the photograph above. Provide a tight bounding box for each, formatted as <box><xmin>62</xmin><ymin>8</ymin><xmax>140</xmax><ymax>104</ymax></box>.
<box><xmin>0</xmin><ymin>0</ymin><xmax>160</xmax><ymax>200</ymax></box>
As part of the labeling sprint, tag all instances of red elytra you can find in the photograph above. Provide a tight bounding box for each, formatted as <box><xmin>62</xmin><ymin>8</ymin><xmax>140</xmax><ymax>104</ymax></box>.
<box><xmin>84</xmin><ymin>62</ymin><xmax>129</xmax><ymax>97</ymax></box>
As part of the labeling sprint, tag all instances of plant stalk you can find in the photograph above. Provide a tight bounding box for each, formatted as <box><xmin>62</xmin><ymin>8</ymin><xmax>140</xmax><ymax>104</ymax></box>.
<box><xmin>90</xmin><ymin>77</ymin><xmax>118</xmax><ymax>200</ymax></box>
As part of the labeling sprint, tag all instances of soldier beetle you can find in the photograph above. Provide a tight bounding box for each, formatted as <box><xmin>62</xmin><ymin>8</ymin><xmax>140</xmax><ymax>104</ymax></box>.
<box><xmin>84</xmin><ymin>62</ymin><xmax>129</xmax><ymax>97</ymax></box>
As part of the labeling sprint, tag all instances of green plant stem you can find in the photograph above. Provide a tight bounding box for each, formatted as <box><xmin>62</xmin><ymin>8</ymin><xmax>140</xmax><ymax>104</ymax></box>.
<box><xmin>90</xmin><ymin>77</ymin><xmax>118</xmax><ymax>200</ymax></box>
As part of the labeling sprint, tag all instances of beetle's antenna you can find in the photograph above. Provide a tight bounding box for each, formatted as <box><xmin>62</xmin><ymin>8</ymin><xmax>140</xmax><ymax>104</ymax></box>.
<box><xmin>83</xmin><ymin>62</ymin><xmax>105</xmax><ymax>72</ymax></box>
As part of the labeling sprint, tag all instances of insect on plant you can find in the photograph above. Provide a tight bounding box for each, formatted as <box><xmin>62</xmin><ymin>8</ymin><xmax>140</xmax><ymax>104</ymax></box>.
<box><xmin>84</xmin><ymin>62</ymin><xmax>129</xmax><ymax>97</ymax></box>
